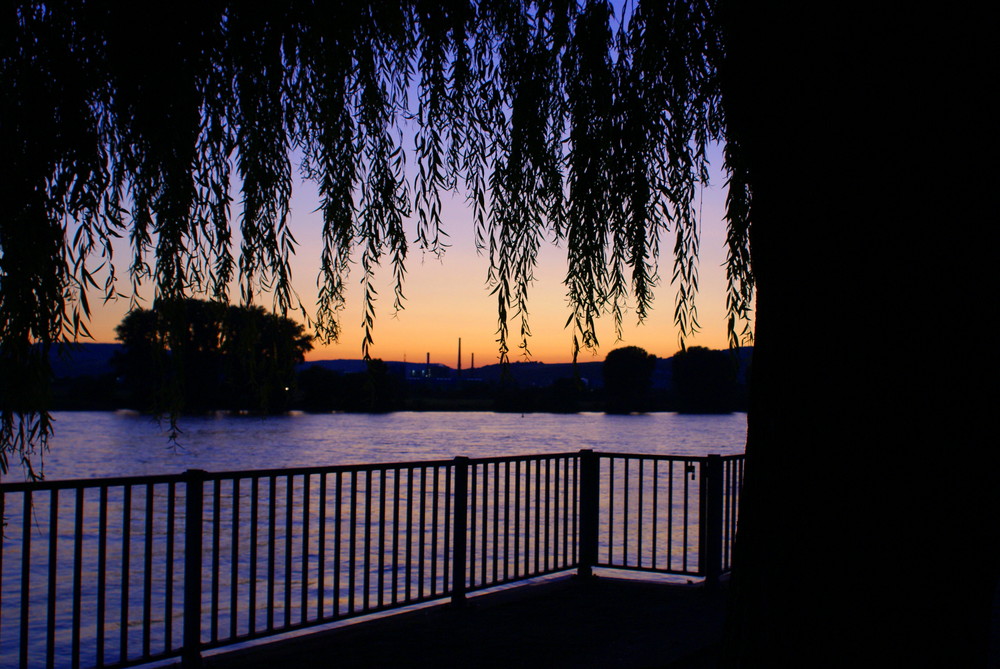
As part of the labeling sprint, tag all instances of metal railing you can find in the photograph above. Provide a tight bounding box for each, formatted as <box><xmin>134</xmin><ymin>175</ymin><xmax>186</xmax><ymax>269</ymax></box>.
<box><xmin>1</xmin><ymin>450</ymin><xmax>743</xmax><ymax>668</ymax></box>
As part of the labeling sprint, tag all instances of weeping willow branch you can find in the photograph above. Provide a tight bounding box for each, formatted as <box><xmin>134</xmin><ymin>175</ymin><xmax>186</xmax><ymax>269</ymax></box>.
<box><xmin>0</xmin><ymin>0</ymin><xmax>752</xmax><ymax>473</ymax></box>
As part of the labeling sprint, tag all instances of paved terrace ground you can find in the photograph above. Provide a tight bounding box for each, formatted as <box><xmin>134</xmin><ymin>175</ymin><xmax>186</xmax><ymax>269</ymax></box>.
<box><xmin>201</xmin><ymin>573</ymin><xmax>1000</xmax><ymax>669</ymax></box>
<box><xmin>203</xmin><ymin>574</ymin><xmax>728</xmax><ymax>669</ymax></box>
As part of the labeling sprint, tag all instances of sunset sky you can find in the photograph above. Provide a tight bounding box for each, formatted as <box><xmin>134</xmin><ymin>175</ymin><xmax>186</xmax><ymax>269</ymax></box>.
<box><xmin>83</xmin><ymin>144</ymin><xmax>745</xmax><ymax>367</ymax></box>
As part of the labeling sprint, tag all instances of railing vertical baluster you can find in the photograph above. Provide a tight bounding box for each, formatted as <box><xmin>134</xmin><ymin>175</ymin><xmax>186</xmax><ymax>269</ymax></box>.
<box><xmin>267</xmin><ymin>476</ymin><xmax>276</xmax><ymax>632</ymax></box>
<box><xmin>544</xmin><ymin>458</ymin><xmax>551</xmax><ymax>571</ymax></box>
<box><xmin>444</xmin><ymin>463</ymin><xmax>452</xmax><ymax>594</ymax></box>
<box><xmin>391</xmin><ymin>468</ymin><xmax>400</xmax><ymax>604</ymax></box>
<box><xmin>683</xmin><ymin>460</ymin><xmax>691</xmax><ymax>572</ymax></box>
<box><xmin>349</xmin><ymin>471</ymin><xmax>357</xmax><ymax>613</ymax></box>
<box><xmin>363</xmin><ymin>469</ymin><xmax>372</xmax><ymax>610</ymax></box>
<box><xmin>249</xmin><ymin>477</ymin><xmax>259</xmax><ymax>634</ymax></box>
<box><xmin>667</xmin><ymin>460</ymin><xmax>674</xmax><ymax>569</ymax></box>
<box><xmin>557</xmin><ymin>457</ymin><xmax>564</xmax><ymax>568</ymax></box>
<box><xmin>652</xmin><ymin>460</ymin><xmax>659</xmax><ymax>570</ymax></box>
<box><xmin>608</xmin><ymin>457</ymin><xmax>615</xmax><ymax>564</ymax></box>
<box><xmin>182</xmin><ymin>469</ymin><xmax>205</xmax><ymax>668</ymax></box>
<box><xmin>378</xmin><ymin>469</ymin><xmax>387</xmax><ymax>607</ymax></box>
<box><xmin>533</xmin><ymin>459</ymin><xmax>541</xmax><ymax>574</ymax></box>
<box><xmin>404</xmin><ymin>468</ymin><xmax>413</xmax><ymax>601</ymax></box>
<box><xmin>572</xmin><ymin>456</ymin><xmax>578</xmax><ymax>566</ymax></box>
<box><xmin>284</xmin><ymin>475</ymin><xmax>293</xmax><ymax>627</ymax></box>
<box><xmin>492</xmin><ymin>463</ymin><xmax>499</xmax><ymax>584</ymax></box>
<box><xmin>451</xmin><ymin>457</ymin><xmax>468</xmax><ymax>605</ymax></box>
<box><xmin>96</xmin><ymin>487</ymin><xmax>107</xmax><ymax>667</ymax></box>
<box><xmin>431</xmin><ymin>466</ymin><xmax>439</xmax><ymax>596</ymax></box>
<box><xmin>318</xmin><ymin>472</ymin><xmax>327</xmax><ymax>618</ymax></box>
<box><xmin>418</xmin><ymin>466</ymin><xmax>426</xmax><ymax>599</ymax></box>
<box><xmin>623</xmin><ymin>458</ymin><xmax>630</xmax><ymax>566</ymax></box>
<box><xmin>143</xmin><ymin>484</ymin><xmax>154</xmax><ymax>657</ymax></box>
<box><xmin>468</xmin><ymin>464</ymin><xmax>477</xmax><ymax>589</ymax></box>
<box><xmin>72</xmin><ymin>487</ymin><xmax>83</xmax><ymax>668</ymax></box>
<box><xmin>722</xmin><ymin>461</ymin><xmax>731</xmax><ymax>569</ymax></box>
<box><xmin>166</xmin><ymin>481</ymin><xmax>176</xmax><ymax>652</ymax></box>
<box><xmin>563</xmin><ymin>457</ymin><xmax>570</xmax><ymax>568</ymax></box>
<box><xmin>20</xmin><ymin>488</ymin><xmax>31</xmax><ymax>669</ymax></box>
<box><xmin>301</xmin><ymin>474</ymin><xmax>310</xmax><ymax>624</ymax></box>
<box><xmin>482</xmin><ymin>463</ymin><xmax>489</xmax><ymax>585</ymax></box>
<box><xmin>121</xmin><ymin>483</ymin><xmax>132</xmax><ymax>663</ymax></box>
<box><xmin>231</xmin><ymin>477</ymin><xmax>240</xmax><ymax>639</ymax></box>
<box><xmin>732</xmin><ymin>460</ymin><xmax>740</xmax><ymax>567</ymax></box>
<box><xmin>333</xmin><ymin>471</ymin><xmax>342</xmax><ymax>617</ymax></box>
<box><xmin>577</xmin><ymin>450</ymin><xmax>598</xmax><ymax>578</ymax></box>
<box><xmin>524</xmin><ymin>460</ymin><xmax>531</xmax><ymax>577</ymax></box>
<box><xmin>210</xmin><ymin>480</ymin><xmax>220</xmax><ymax>643</ymax></box>
<box><xmin>551</xmin><ymin>458</ymin><xmax>558</xmax><ymax>570</ymax></box>
<box><xmin>503</xmin><ymin>461</ymin><xmax>510</xmax><ymax>581</ymax></box>
<box><xmin>46</xmin><ymin>489</ymin><xmax>58</xmax><ymax>669</ymax></box>
<box><xmin>514</xmin><ymin>460</ymin><xmax>521</xmax><ymax>578</ymax></box>
<box><xmin>638</xmin><ymin>459</ymin><xmax>644</xmax><ymax>569</ymax></box>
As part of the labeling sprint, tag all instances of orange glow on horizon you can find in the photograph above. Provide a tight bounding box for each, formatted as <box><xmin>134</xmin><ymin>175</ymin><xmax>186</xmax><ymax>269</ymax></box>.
<box><xmin>79</xmin><ymin>148</ymin><xmax>747</xmax><ymax>366</ymax></box>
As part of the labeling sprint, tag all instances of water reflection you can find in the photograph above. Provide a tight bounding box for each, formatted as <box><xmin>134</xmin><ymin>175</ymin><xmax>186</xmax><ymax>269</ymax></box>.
<box><xmin>26</xmin><ymin>411</ymin><xmax>746</xmax><ymax>480</ymax></box>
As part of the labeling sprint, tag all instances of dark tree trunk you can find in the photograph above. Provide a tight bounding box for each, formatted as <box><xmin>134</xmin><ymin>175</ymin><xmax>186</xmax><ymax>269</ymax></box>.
<box><xmin>718</xmin><ymin>5</ymin><xmax>997</xmax><ymax>666</ymax></box>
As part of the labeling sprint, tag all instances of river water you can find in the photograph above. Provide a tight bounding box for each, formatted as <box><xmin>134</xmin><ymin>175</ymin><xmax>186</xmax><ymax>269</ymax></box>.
<box><xmin>18</xmin><ymin>410</ymin><xmax>747</xmax><ymax>481</ymax></box>
<box><xmin>2</xmin><ymin>411</ymin><xmax>745</xmax><ymax>667</ymax></box>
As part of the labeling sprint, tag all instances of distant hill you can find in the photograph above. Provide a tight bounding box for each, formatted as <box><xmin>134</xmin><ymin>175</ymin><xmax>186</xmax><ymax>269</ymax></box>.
<box><xmin>299</xmin><ymin>347</ymin><xmax>752</xmax><ymax>391</ymax></box>
<box><xmin>47</xmin><ymin>343</ymin><xmax>122</xmax><ymax>378</ymax></box>
<box><xmin>43</xmin><ymin>342</ymin><xmax>751</xmax><ymax>392</ymax></box>
<box><xmin>460</xmin><ymin>360</ymin><xmax>606</xmax><ymax>387</ymax></box>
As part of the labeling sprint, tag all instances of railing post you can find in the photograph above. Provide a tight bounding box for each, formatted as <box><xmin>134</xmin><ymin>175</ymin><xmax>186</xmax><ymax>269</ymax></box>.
<box><xmin>700</xmin><ymin>455</ymin><xmax>724</xmax><ymax>590</ymax></box>
<box><xmin>451</xmin><ymin>457</ymin><xmax>469</xmax><ymax>605</ymax></box>
<box><xmin>577</xmin><ymin>450</ymin><xmax>599</xmax><ymax>578</ymax></box>
<box><xmin>182</xmin><ymin>469</ymin><xmax>206</xmax><ymax>668</ymax></box>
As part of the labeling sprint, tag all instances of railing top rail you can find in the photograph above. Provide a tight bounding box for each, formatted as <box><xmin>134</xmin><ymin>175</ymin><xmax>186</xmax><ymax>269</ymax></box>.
<box><xmin>466</xmin><ymin>452</ymin><xmax>582</xmax><ymax>466</ymax></box>
<box><xmin>595</xmin><ymin>452</ymin><xmax>711</xmax><ymax>463</ymax></box>
<box><xmin>0</xmin><ymin>458</ymin><xmax>462</xmax><ymax>492</ymax></box>
<box><xmin>200</xmin><ymin>457</ymin><xmax>459</xmax><ymax>481</ymax></box>
<box><xmin>0</xmin><ymin>450</ymin><xmax>745</xmax><ymax>492</ymax></box>
<box><xmin>0</xmin><ymin>471</ymin><xmax>188</xmax><ymax>493</ymax></box>
<box><xmin>596</xmin><ymin>452</ymin><xmax>744</xmax><ymax>462</ymax></box>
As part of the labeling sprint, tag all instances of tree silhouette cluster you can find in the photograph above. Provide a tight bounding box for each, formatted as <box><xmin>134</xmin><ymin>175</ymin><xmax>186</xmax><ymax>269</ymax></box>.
<box><xmin>114</xmin><ymin>300</ymin><xmax>312</xmax><ymax>414</ymax></box>
<box><xmin>602</xmin><ymin>345</ymin><xmax>657</xmax><ymax>413</ymax></box>
<box><xmin>671</xmin><ymin>345</ymin><xmax>738</xmax><ymax>413</ymax></box>
<box><xmin>298</xmin><ymin>359</ymin><xmax>402</xmax><ymax>413</ymax></box>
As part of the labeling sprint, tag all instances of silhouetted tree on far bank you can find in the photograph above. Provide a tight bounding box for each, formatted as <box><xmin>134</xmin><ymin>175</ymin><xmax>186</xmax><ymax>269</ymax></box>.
<box><xmin>545</xmin><ymin>377</ymin><xmax>584</xmax><ymax>413</ymax></box>
<box><xmin>113</xmin><ymin>299</ymin><xmax>311</xmax><ymax>414</ymax></box>
<box><xmin>220</xmin><ymin>304</ymin><xmax>313</xmax><ymax>413</ymax></box>
<box><xmin>297</xmin><ymin>365</ymin><xmax>342</xmax><ymax>413</ymax></box>
<box><xmin>603</xmin><ymin>346</ymin><xmax>657</xmax><ymax>414</ymax></box>
<box><xmin>298</xmin><ymin>359</ymin><xmax>403</xmax><ymax>413</ymax></box>
<box><xmin>671</xmin><ymin>346</ymin><xmax>737</xmax><ymax>413</ymax></box>
<box><xmin>348</xmin><ymin>359</ymin><xmax>402</xmax><ymax>413</ymax></box>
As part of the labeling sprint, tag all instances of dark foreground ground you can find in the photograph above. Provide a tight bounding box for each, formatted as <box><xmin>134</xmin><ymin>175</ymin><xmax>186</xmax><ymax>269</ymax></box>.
<box><xmin>202</xmin><ymin>574</ymin><xmax>727</xmax><ymax>669</ymax></box>
<box><xmin>201</xmin><ymin>573</ymin><xmax>1000</xmax><ymax>668</ymax></box>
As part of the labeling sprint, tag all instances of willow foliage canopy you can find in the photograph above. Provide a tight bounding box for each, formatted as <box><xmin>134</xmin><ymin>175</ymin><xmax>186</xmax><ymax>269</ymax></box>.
<box><xmin>0</xmin><ymin>0</ymin><xmax>753</xmax><ymax>473</ymax></box>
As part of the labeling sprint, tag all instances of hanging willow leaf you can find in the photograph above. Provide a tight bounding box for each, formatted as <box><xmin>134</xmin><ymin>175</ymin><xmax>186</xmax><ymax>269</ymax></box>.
<box><xmin>0</xmin><ymin>0</ymin><xmax>751</xmax><ymax>474</ymax></box>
